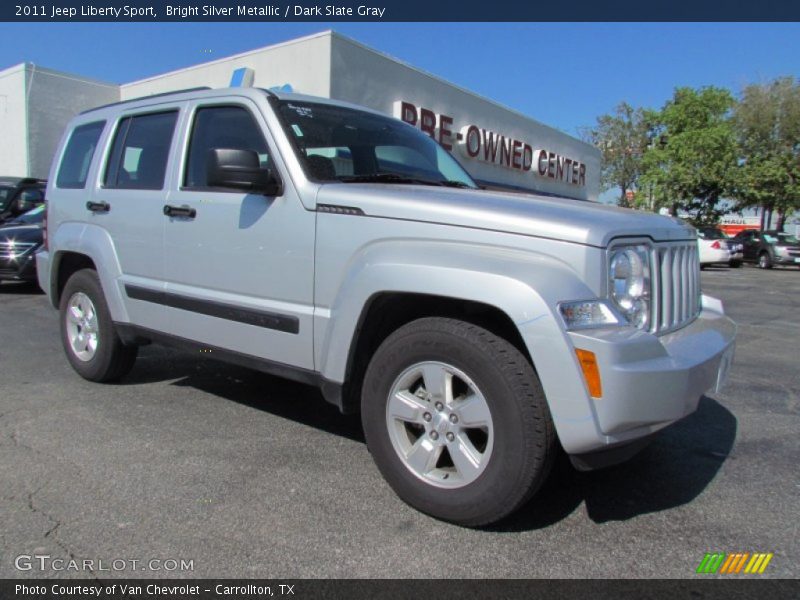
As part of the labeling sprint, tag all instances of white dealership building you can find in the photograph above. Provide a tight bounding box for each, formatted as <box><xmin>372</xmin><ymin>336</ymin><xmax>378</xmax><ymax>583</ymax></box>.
<box><xmin>0</xmin><ymin>30</ymin><xmax>600</xmax><ymax>200</ymax></box>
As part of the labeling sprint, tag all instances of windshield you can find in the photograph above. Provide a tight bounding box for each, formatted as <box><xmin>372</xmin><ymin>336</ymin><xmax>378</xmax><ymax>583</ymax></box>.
<box><xmin>10</xmin><ymin>204</ymin><xmax>45</xmax><ymax>224</ymax></box>
<box><xmin>276</xmin><ymin>100</ymin><xmax>478</xmax><ymax>189</ymax></box>
<box><xmin>698</xmin><ymin>228</ymin><xmax>727</xmax><ymax>240</ymax></box>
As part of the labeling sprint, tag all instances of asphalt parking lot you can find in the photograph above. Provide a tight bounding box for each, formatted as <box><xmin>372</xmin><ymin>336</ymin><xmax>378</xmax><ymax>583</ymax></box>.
<box><xmin>1</xmin><ymin>265</ymin><xmax>798</xmax><ymax>579</ymax></box>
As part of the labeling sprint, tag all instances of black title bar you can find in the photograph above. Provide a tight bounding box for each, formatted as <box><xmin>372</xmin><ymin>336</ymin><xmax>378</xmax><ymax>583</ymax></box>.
<box><xmin>4</xmin><ymin>0</ymin><xmax>800</xmax><ymax>22</ymax></box>
<box><xmin>3</xmin><ymin>579</ymin><xmax>800</xmax><ymax>600</ymax></box>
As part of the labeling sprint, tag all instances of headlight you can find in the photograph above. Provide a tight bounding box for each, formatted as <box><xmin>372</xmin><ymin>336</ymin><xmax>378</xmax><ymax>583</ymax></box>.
<box><xmin>559</xmin><ymin>300</ymin><xmax>622</xmax><ymax>330</ymax></box>
<box><xmin>608</xmin><ymin>244</ymin><xmax>652</xmax><ymax>329</ymax></box>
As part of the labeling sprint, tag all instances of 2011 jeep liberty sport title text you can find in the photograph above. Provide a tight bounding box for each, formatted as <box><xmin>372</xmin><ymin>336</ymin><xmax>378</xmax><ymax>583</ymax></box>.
<box><xmin>38</xmin><ymin>87</ymin><xmax>736</xmax><ymax>526</ymax></box>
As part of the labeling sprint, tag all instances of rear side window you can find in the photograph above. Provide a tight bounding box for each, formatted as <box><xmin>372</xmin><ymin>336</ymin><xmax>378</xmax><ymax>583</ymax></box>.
<box><xmin>105</xmin><ymin>111</ymin><xmax>178</xmax><ymax>190</ymax></box>
<box><xmin>56</xmin><ymin>121</ymin><xmax>105</xmax><ymax>189</ymax></box>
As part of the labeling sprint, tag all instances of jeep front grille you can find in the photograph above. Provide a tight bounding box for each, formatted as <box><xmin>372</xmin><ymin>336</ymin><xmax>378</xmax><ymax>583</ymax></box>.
<box><xmin>654</xmin><ymin>242</ymin><xmax>701</xmax><ymax>334</ymax></box>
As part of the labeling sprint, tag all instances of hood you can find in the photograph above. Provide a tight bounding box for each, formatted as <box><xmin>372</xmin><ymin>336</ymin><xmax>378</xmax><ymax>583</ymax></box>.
<box><xmin>0</xmin><ymin>223</ymin><xmax>43</xmax><ymax>245</ymax></box>
<box><xmin>315</xmin><ymin>184</ymin><xmax>696</xmax><ymax>247</ymax></box>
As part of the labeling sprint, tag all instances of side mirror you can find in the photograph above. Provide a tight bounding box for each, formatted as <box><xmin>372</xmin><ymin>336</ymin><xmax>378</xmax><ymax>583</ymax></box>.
<box><xmin>207</xmin><ymin>148</ymin><xmax>283</xmax><ymax>196</ymax></box>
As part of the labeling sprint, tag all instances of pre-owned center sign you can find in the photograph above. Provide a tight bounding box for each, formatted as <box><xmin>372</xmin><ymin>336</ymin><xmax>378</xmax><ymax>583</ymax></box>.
<box><xmin>394</xmin><ymin>101</ymin><xmax>587</xmax><ymax>187</ymax></box>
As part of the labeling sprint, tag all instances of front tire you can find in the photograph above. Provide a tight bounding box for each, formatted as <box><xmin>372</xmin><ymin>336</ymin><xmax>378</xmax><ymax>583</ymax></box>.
<box><xmin>361</xmin><ymin>317</ymin><xmax>555</xmax><ymax>526</ymax></box>
<box><xmin>59</xmin><ymin>269</ymin><xmax>137</xmax><ymax>382</ymax></box>
<box><xmin>758</xmin><ymin>252</ymin><xmax>773</xmax><ymax>269</ymax></box>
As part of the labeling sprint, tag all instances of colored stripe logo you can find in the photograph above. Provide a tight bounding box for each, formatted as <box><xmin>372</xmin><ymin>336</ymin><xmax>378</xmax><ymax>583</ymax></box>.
<box><xmin>696</xmin><ymin>552</ymin><xmax>773</xmax><ymax>574</ymax></box>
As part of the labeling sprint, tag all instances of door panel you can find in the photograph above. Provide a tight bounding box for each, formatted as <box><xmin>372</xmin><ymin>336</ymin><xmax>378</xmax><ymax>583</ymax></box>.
<box><xmin>91</xmin><ymin>109</ymin><xmax>181</xmax><ymax>331</ymax></box>
<box><xmin>160</xmin><ymin>101</ymin><xmax>315</xmax><ymax>369</ymax></box>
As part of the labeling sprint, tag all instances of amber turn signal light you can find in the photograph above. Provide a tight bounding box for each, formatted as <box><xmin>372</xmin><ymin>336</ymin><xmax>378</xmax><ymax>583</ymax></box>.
<box><xmin>575</xmin><ymin>349</ymin><xmax>602</xmax><ymax>398</ymax></box>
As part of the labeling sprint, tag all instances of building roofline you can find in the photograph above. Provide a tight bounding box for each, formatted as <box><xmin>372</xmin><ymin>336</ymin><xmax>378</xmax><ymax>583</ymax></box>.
<box><xmin>327</xmin><ymin>31</ymin><xmax>597</xmax><ymax>153</ymax></box>
<box><xmin>21</xmin><ymin>63</ymin><xmax>119</xmax><ymax>88</ymax></box>
<box><xmin>121</xmin><ymin>30</ymin><xmax>334</xmax><ymax>89</ymax></box>
<box><xmin>0</xmin><ymin>62</ymin><xmax>27</xmax><ymax>78</ymax></box>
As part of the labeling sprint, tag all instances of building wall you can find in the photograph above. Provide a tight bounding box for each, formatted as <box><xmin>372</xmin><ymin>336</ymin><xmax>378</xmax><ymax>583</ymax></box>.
<box><xmin>3</xmin><ymin>31</ymin><xmax>598</xmax><ymax>196</ymax></box>
<box><xmin>121</xmin><ymin>31</ymin><xmax>333</xmax><ymax>100</ymax></box>
<box><xmin>329</xmin><ymin>34</ymin><xmax>600</xmax><ymax>201</ymax></box>
<box><xmin>26</xmin><ymin>65</ymin><xmax>119</xmax><ymax>179</ymax></box>
<box><xmin>0</xmin><ymin>65</ymin><xmax>28</xmax><ymax>176</ymax></box>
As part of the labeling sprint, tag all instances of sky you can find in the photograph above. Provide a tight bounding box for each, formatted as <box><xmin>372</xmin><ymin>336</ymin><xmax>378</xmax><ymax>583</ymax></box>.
<box><xmin>1</xmin><ymin>22</ymin><xmax>799</xmax><ymax>202</ymax></box>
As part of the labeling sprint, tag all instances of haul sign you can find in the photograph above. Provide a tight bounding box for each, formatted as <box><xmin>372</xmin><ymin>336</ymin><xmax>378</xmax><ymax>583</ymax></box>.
<box><xmin>394</xmin><ymin>100</ymin><xmax>587</xmax><ymax>187</ymax></box>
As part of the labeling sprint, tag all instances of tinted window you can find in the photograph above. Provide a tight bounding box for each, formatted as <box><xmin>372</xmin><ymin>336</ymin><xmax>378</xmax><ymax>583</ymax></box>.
<box><xmin>56</xmin><ymin>121</ymin><xmax>105</xmax><ymax>189</ymax></box>
<box><xmin>697</xmin><ymin>228</ymin><xmax>726</xmax><ymax>240</ymax></box>
<box><xmin>19</xmin><ymin>188</ymin><xmax>45</xmax><ymax>203</ymax></box>
<box><xmin>185</xmin><ymin>106</ymin><xmax>269</xmax><ymax>189</ymax></box>
<box><xmin>105</xmin><ymin>111</ymin><xmax>178</xmax><ymax>190</ymax></box>
<box><xmin>0</xmin><ymin>187</ymin><xmax>14</xmax><ymax>211</ymax></box>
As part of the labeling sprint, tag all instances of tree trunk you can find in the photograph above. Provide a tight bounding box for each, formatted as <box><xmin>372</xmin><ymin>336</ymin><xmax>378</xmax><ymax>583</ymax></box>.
<box><xmin>776</xmin><ymin>209</ymin><xmax>785</xmax><ymax>232</ymax></box>
<box><xmin>760</xmin><ymin>205</ymin><xmax>767</xmax><ymax>231</ymax></box>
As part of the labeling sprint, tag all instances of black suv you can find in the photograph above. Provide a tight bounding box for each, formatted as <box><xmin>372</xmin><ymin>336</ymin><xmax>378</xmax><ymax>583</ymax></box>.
<box><xmin>731</xmin><ymin>229</ymin><xmax>800</xmax><ymax>269</ymax></box>
<box><xmin>0</xmin><ymin>177</ymin><xmax>46</xmax><ymax>225</ymax></box>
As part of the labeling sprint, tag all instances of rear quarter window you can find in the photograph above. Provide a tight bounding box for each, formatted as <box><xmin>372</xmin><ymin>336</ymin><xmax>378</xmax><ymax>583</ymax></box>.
<box><xmin>56</xmin><ymin>121</ymin><xmax>106</xmax><ymax>189</ymax></box>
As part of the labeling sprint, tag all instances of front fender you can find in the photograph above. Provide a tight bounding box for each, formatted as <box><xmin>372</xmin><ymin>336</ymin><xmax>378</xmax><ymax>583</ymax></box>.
<box><xmin>315</xmin><ymin>239</ymin><xmax>602</xmax><ymax>450</ymax></box>
<box><xmin>50</xmin><ymin>222</ymin><xmax>129</xmax><ymax>322</ymax></box>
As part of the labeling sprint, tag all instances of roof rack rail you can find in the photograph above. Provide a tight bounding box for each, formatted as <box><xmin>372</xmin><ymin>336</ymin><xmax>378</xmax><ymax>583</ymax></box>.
<box><xmin>80</xmin><ymin>86</ymin><xmax>213</xmax><ymax>115</ymax></box>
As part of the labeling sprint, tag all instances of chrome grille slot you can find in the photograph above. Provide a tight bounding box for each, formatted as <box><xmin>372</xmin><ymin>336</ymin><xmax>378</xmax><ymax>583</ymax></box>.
<box><xmin>0</xmin><ymin>242</ymin><xmax>36</xmax><ymax>260</ymax></box>
<box><xmin>655</xmin><ymin>241</ymin><xmax>700</xmax><ymax>334</ymax></box>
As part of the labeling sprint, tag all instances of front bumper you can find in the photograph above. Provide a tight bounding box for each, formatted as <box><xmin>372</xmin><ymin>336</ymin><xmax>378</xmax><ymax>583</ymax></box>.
<box><xmin>563</xmin><ymin>295</ymin><xmax>735</xmax><ymax>463</ymax></box>
<box><xmin>0</xmin><ymin>251</ymin><xmax>39</xmax><ymax>281</ymax></box>
<box><xmin>773</xmin><ymin>254</ymin><xmax>800</xmax><ymax>266</ymax></box>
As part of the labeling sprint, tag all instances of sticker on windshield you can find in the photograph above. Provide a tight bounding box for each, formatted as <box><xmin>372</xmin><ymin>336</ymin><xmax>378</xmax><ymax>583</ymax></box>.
<box><xmin>287</xmin><ymin>104</ymin><xmax>313</xmax><ymax>118</ymax></box>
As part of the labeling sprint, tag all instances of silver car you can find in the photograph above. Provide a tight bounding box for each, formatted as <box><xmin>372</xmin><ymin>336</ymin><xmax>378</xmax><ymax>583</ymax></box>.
<box><xmin>37</xmin><ymin>87</ymin><xmax>736</xmax><ymax>526</ymax></box>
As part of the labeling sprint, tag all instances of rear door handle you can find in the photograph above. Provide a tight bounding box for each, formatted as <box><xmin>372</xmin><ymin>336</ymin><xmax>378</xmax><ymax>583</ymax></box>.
<box><xmin>163</xmin><ymin>204</ymin><xmax>196</xmax><ymax>219</ymax></box>
<box><xmin>86</xmin><ymin>201</ymin><xmax>110</xmax><ymax>213</ymax></box>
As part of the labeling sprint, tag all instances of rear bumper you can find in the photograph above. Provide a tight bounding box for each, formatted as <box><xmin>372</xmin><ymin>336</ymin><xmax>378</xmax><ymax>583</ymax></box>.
<box><xmin>562</xmin><ymin>295</ymin><xmax>735</xmax><ymax>464</ymax></box>
<box><xmin>700</xmin><ymin>248</ymin><xmax>731</xmax><ymax>265</ymax></box>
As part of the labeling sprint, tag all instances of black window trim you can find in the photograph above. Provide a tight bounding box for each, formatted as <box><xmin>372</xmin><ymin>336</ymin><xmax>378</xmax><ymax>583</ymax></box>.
<box><xmin>102</xmin><ymin>108</ymin><xmax>180</xmax><ymax>192</ymax></box>
<box><xmin>180</xmin><ymin>102</ymin><xmax>282</xmax><ymax>195</ymax></box>
<box><xmin>55</xmin><ymin>120</ymin><xmax>107</xmax><ymax>190</ymax></box>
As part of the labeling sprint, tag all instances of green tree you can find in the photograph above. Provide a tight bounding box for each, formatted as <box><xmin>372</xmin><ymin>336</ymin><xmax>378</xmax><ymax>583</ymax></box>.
<box><xmin>584</xmin><ymin>102</ymin><xmax>650</xmax><ymax>207</ymax></box>
<box><xmin>640</xmin><ymin>87</ymin><xmax>739</xmax><ymax>225</ymax></box>
<box><xmin>733</xmin><ymin>77</ymin><xmax>800</xmax><ymax>231</ymax></box>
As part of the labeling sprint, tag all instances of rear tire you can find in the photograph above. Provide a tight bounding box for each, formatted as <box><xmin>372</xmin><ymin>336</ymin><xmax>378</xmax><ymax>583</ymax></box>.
<box><xmin>59</xmin><ymin>269</ymin><xmax>137</xmax><ymax>382</ymax></box>
<box><xmin>361</xmin><ymin>317</ymin><xmax>555</xmax><ymax>527</ymax></box>
<box><xmin>758</xmin><ymin>252</ymin><xmax>773</xmax><ymax>269</ymax></box>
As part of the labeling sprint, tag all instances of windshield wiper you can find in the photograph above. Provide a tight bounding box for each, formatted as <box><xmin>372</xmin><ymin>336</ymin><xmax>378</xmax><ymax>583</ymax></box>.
<box><xmin>339</xmin><ymin>173</ymin><xmax>441</xmax><ymax>186</ymax></box>
<box><xmin>439</xmin><ymin>180</ymin><xmax>473</xmax><ymax>188</ymax></box>
<box><xmin>339</xmin><ymin>173</ymin><xmax>473</xmax><ymax>188</ymax></box>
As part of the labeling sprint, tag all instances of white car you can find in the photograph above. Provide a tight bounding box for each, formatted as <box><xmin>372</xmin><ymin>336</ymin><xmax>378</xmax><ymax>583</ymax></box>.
<box><xmin>697</xmin><ymin>228</ymin><xmax>733</xmax><ymax>267</ymax></box>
